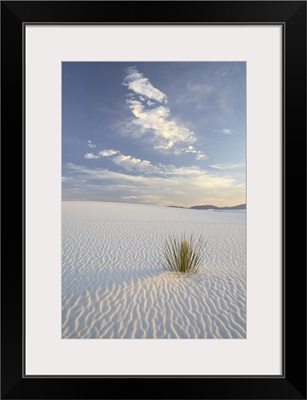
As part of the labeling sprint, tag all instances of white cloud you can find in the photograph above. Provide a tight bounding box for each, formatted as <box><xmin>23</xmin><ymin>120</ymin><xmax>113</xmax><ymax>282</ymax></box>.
<box><xmin>65</xmin><ymin>161</ymin><xmax>237</xmax><ymax>188</ymax></box>
<box><xmin>112</xmin><ymin>154</ymin><xmax>156</xmax><ymax>174</ymax></box>
<box><xmin>123</xmin><ymin>67</ymin><xmax>167</xmax><ymax>103</ymax></box>
<box><xmin>84</xmin><ymin>149</ymin><xmax>120</xmax><ymax>159</ymax></box>
<box><xmin>98</xmin><ymin>149</ymin><xmax>119</xmax><ymax>157</ymax></box>
<box><xmin>65</xmin><ymin>162</ymin><xmax>150</xmax><ymax>183</ymax></box>
<box><xmin>88</xmin><ymin>140</ymin><xmax>97</xmax><ymax>148</ymax></box>
<box><xmin>84</xmin><ymin>153</ymin><xmax>100</xmax><ymax>159</ymax></box>
<box><xmin>96</xmin><ymin>148</ymin><xmax>208</xmax><ymax>176</ymax></box>
<box><xmin>181</xmin><ymin>145</ymin><xmax>208</xmax><ymax>160</ymax></box>
<box><xmin>99</xmin><ymin>149</ymin><xmax>161</xmax><ymax>174</ymax></box>
<box><xmin>210</xmin><ymin>163</ymin><xmax>245</xmax><ymax>170</ymax></box>
<box><xmin>213</xmin><ymin>128</ymin><xmax>232</xmax><ymax>134</ymax></box>
<box><xmin>122</xmin><ymin>67</ymin><xmax>206</xmax><ymax>160</ymax></box>
<box><xmin>63</xmin><ymin>161</ymin><xmax>245</xmax><ymax>207</ymax></box>
<box><xmin>83</xmin><ymin>148</ymin><xmax>158</xmax><ymax>175</ymax></box>
<box><xmin>62</xmin><ymin>176</ymin><xmax>72</xmax><ymax>182</ymax></box>
<box><xmin>126</xmin><ymin>99</ymin><xmax>196</xmax><ymax>151</ymax></box>
<box><xmin>195</xmin><ymin>153</ymin><xmax>207</xmax><ymax>160</ymax></box>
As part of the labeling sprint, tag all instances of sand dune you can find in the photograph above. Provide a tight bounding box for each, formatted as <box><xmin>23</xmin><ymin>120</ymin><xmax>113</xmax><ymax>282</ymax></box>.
<box><xmin>62</xmin><ymin>201</ymin><xmax>246</xmax><ymax>339</ymax></box>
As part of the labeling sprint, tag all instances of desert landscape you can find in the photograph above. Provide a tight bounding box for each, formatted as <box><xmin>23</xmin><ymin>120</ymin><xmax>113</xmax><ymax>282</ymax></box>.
<box><xmin>62</xmin><ymin>62</ymin><xmax>247</xmax><ymax>339</ymax></box>
<box><xmin>62</xmin><ymin>201</ymin><xmax>246</xmax><ymax>339</ymax></box>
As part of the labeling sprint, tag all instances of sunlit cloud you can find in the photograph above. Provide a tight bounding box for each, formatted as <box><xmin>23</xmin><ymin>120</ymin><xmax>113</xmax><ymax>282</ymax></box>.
<box><xmin>63</xmin><ymin>160</ymin><xmax>244</xmax><ymax>206</ymax></box>
<box><xmin>84</xmin><ymin>152</ymin><xmax>100</xmax><ymax>159</ymax></box>
<box><xmin>112</xmin><ymin>154</ymin><xmax>155</xmax><ymax>174</ymax></box>
<box><xmin>181</xmin><ymin>145</ymin><xmax>208</xmax><ymax>160</ymax></box>
<box><xmin>63</xmin><ymin>62</ymin><xmax>246</xmax><ymax>206</ymax></box>
<box><xmin>92</xmin><ymin>149</ymin><xmax>206</xmax><ymax>176</ymax></box>
<box><xmin>98</xmin><ymin>149</ymin><xmax>119</xmax><ymax>157</ymax></box>
<box><xmin>210</xmin><ymin>163</ymin><xmax>245</xmax><ymax>170</ymax></box>
<box><xmin>123</xmin><ymin>67</ymin><xmax>168</xmax><ymax>103</ymax></box>
<box><xmin>122</xmin><ymin>67</ymin><xmax>206</xmax><ymax>160</ymax></box>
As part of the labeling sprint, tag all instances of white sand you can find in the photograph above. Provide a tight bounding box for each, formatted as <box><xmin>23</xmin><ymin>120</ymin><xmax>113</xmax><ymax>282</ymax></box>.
<box><xmin>62</xmin><ymin>201</ymin><xmax>246</xmax><ymax>339</ymax></box>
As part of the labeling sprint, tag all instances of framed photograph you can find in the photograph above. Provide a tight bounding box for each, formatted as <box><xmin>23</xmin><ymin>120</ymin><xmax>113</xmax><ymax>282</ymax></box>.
<box><xmin>1</xmin><ymin>1</ymin><xmax>306</xmax><ymax>399</ymax></box>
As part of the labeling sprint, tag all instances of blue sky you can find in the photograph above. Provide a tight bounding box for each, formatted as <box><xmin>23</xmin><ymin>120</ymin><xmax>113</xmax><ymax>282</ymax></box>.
<box><xmin>62</xmin><ymin>62</ymin><xmax>246</xmax><ymax>207</ymax></box>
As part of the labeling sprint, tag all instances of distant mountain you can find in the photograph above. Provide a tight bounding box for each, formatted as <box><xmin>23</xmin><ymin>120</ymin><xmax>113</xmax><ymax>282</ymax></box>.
<box><xmin>168</xmin><ymin>204</ymin><xmax>246</xmax><ymax>210</ymax></box>
<box><xmin>190</xmin><ymin>204</ymin><xmax>246</xmax><ymax>210</ymax></box>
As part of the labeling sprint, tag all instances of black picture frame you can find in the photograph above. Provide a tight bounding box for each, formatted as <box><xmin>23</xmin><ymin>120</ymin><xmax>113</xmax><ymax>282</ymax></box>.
<box><xmin>1</xmin><ymin>1</ymin><xmax>306</xmax><ymax>399</ymax></box>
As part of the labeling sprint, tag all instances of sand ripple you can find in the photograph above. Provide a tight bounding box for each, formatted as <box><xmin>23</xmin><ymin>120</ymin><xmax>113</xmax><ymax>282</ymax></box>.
<box><xmin>62</xmin><ymin>202</ymin><xmax>246</xmax><ymax>339</ymax></box>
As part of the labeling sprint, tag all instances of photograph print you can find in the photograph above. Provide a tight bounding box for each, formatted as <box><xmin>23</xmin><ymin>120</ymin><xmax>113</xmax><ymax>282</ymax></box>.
<box><xmin>62</xmin><ymin>62</ymin><xmax>246</xmax><ymax>339</ymax></box>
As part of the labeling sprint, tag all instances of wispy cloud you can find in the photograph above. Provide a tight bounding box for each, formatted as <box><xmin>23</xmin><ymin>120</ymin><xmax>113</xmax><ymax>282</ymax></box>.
<box><xmin>88</xmin><ymin>140</ymin><xmax>97</xmax><ymax>148</ymax></box>
<box><xmin>84</xmin><ymin>152</ymin><xmax>100</xmax><ymax>159</ymax></box>
<box><xmin>173</xmin><ymin>83</ymin><xmax>214</xmax><ymax>110</ymax></box>
<box><xmin>97</xmin><ymin>105</ymin><xmax>114</xmax><ymax>114</ymax></box>
<box><xmin>87</xmin><ymin>148</ymin><xmax>206</xmax><ymax>175</ymax></box>
<box><xmin>93</xmin><ymin>149</ymin><xmax>163</xmax><ymax>174</ymax></box>
<box><xmin>63</xmin><ymin>160</ymin><xmax>244</xmax><ymax>206</ymax></box>
<box><xmin>84</xmin><ymin>149</ymin><xmax>119</xmax><ymax>159</ymax></box>
<box><xmin>62</xmin><ymin>176</ymin><xmax>73</xmax><ymax>182</ymax></box>
<box><xmin>181</xmin><ymin>145</ymin><xmax>208</xmax><ymax>160</ymax></box>
<box><xmin>122</xmin><ymin>67</ymin><xmax>207</xmax><ymax>160</ymax></box>
<box><xmin>210</xmin><ymin>163</ymin><xmax>244</xmax><ymax>170</ymax></box>
<box><xmin>69</xmin><ymin>162</ymin><xmax>237</xmax><ymax>189</ymax></box>
<box><xmin>98</xmin><ymin>149</ymin><xmax>119</xmax><ymax>157</ymax></box>
<box><xmin>123</xmin><ymin>67</ymin><xmax>168</xmax><ymax>103</ymax></box>
<box><xmin>112</xmin><ymin>154</ymin><xmax>156</xmax><ymax>174</ymax></box>
<box><xmin>214</xmin><ymin>128</ymin><xmax>232</xmax><ymax>135</ymax></box>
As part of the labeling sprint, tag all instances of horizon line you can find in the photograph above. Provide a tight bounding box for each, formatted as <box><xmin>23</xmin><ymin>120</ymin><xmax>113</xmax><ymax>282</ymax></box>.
<box><xmin>61</xmin><ymin>199</ymin><xmax>246</xmax><ymax>208</ymax></box>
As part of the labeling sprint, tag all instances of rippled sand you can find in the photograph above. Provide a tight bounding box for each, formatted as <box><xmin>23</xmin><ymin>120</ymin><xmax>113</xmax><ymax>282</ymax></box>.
<box><xmin>62</xmin><ymin>201</ymin><xmax>246</xmax><ymax>339</ymax></box>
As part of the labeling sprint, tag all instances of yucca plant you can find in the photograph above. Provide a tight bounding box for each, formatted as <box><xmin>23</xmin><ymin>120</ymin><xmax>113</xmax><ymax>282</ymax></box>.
<box><xmin>162</xmin><ymin>235</ymin><xmax>205</xmax><ymax>275</ymax></box>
